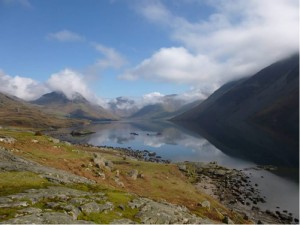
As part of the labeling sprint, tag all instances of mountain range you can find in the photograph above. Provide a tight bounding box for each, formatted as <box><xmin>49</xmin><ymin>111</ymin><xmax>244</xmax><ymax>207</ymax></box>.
<box><xmin>128</xmin><ymin>94</ymin><xmax>201</xmax><ymax>120</ymax></box>
<box><xmin>31</xmin><ymin>91</ymin><xmax>118</xmax><ymax>121</ymax></box>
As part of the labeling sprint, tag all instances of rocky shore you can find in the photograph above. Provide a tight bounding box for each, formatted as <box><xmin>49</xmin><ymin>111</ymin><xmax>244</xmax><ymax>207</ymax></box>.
<box><xmin>177</xmin><ymin>161</ymin><xmax>298</xmax><ymax>224</ymax></box>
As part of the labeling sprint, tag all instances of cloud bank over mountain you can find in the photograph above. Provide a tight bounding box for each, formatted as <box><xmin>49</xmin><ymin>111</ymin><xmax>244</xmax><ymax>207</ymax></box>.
<box><xmin>121</xmin><ymin>0</ymin><xmax>298</xmax><ymax>94</ymax></box>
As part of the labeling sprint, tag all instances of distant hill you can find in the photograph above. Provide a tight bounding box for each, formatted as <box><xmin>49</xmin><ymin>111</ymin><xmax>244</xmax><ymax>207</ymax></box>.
<box><xmin>129</xmin><ymin>99</ymin><xmax>202</xmax><ymax>121</ymax></box>
<box><xmin>0</xmin><ymin>92</ymin><xmax>80</xmax><ymax>128</ymax></box>
<box><xmin>107</xmin><ymin>97</ymin><xmax>139</xmax><ymax>118</ymax></box>
<box><xmin>173</xmin><ymin>54</ymin><xmax>299</xmax><ymax>167</ymax></box>
<box><xmin>31</xmin><ymin>92</ymin><xmax>118</xmax><ymax>121</ymax></box>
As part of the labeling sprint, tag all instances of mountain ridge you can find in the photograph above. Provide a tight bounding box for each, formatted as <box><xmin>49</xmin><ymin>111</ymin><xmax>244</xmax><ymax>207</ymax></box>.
<box><xmin>173</xmin><ymin>54</ymin><xmax>299</xmax><ymax>167</ymax></box>
<box><xmin>0</xmin><ymin>92</ymin><xmax>82</xmax><ymax>128</ymax></box>
<box><xmin>31</xmin><ymin>91</ymin><xmax>118</xmax><ymax>121</ymax></box>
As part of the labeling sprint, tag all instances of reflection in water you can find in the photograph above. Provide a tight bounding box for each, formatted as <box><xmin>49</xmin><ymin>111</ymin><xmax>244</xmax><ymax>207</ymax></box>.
<box><xmin>87</xmin><ymin>122</ymin><xmax>255</xmax><ymax>168</ymax></box>
<box><xmin>84</xmin><ymin>121</ymin><xmax>298</xmax><ymax>217</ymax></box>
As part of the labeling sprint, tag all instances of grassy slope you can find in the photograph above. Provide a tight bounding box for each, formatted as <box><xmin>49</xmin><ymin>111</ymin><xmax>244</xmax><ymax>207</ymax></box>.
<box><xmin>0</xmin><ymin>128</ymin><xmax>248</xmax><ymax>223</ymax></box>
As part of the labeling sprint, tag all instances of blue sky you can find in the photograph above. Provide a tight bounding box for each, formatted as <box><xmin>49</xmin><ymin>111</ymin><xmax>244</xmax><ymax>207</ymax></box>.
<box><xmin>0</xmin><ymin>0</ymin><xmax>298</xmax><ymax>105</ymax></box>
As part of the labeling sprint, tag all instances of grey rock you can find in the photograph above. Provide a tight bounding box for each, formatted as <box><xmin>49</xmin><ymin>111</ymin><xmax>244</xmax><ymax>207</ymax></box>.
<box><xmin>129</xmin><ymin>198</ymin><xmax>213</xmax><ymax>224</ymax></box>
<box><xmin>113</xmin><ymin>177</ymin><xmax>125</xmax><ymax>188</ymax></box>
<box><xmin>69</xmin><ymin>197</ymin><xmax>91</xmax><ymax>205</ymax></box>
<box><xmin>0</xmin><ymin>197</ymin><xmax>13</xmax><ymax>204</ymax></box>
<box><xmin>80</xmin><ymin>201</ymin><xmax>114</xmax><ymax>214</ymax></box>
<box><xmin>0</xmin><ymin>212</ymin><xmax>93</xmax><ymax>224</ymax></box>
<box><xmin>63</xmin><ymin>141</ymin><xmax>71</xmax><ymax>146</ymax></box>
<box><xmin>45</xmin><ymin>202</ymin><xmax>62</xmax><ymax>209</ymax></box>
<box><xmin>105</xmin><ymin>160</ymin><xmax>114</xmax><ymax>170</ymax></box>
<box><xmin>148</xmin><ymin>152</ymin><xmax>156</xmax><ymax>157</ymax></box>
<box><xmin>62</xmin><ymin>205</ymin><xmax>81</xmax><ymax>220</ymax></box>
<box><xmin>118</xmin><ymin>204</ymin><xmax>125</xmax><ymax>211</ymax></box>
<box><xmin>48</xmin><ymin>137</ymin><xmax>60</xmax><ymax>144</ymax></box>
<box><xmin>214</xmin><ymin>169</ymin><xmax>227</xmax><ymax>176</ymax></box>
<box><xmin>223</xmin><ymin>216</ymin><xmax>234</xmax><ymax>224</ymax></box>
<box><xmin>0</xmin><ymin>136</ymin><xmax>16</xmax><ymax>144</ymax></box>
<box><xmin>0</xmin><ymin>201</ymin><xmax>28</xmax><ymax>208</ymax></box>
<box><xmin>178</xmin><ymin>164</ymin><xmax>187</xmax><ymax>172</ymax></box>
<box><xmin>110</xmin><ymin>218</ymin><xmax>135</xmax><ymax>224</ymax></box>
<box><xmin>128</xmin><ymin>169</ymin><xmax>139</xmax><ymax>180</ymax></box>
<box><xmin>200</xmin><ymin>200</ymin><xmax>211</xmax><ymax>210</ymax></box>
<box><xmin>31</xmin><ymin>139</ymin><xmax>39</xmax><ymax>143</ymax></box>
<box><xmin>17</xmin><ymin>207</ymin><xmax>42</xmax><ymax>215</ymax></box>
<box><xmin>4</xmin><ymin>187</ymin><xmax>91</xmax><ymax>206</ymax></box>
<box><xmin>93</xmin><ymin>156</ymin><xmax>105</xmax><ymax>168</ymax></box>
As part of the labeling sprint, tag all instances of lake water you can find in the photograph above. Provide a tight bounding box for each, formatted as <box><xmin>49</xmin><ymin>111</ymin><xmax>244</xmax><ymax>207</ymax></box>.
<box><xmin>69</xmin><ymin>120</ymin><xmax>299</xmax><ymax>218</ymax></box>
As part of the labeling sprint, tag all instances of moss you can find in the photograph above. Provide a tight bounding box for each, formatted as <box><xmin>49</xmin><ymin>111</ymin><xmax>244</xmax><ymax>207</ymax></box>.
<box><xmin>0</xmin><ymin>208</ymin><xmax>19</xmax><ymax>222</ymax></box>
<box><xmin>77</xmin><ymin>207</ymin><xmax>140</xmax><ymax>224</ymax></box>
<box><xmin>0</xmin><ymin>171</ymin><xmax>50</xmax><ymax>196</ymax></box>
<box><xmin>106</xmin><ymin>191</ymin><xmax>134</xmax><ymax>205</ymax></box>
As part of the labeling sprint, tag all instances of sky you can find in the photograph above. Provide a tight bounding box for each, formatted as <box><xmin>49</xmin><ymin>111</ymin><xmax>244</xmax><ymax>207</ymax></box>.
<box><xmin>0</xmin><ymin>0</ymin><xmax>298</xmax><ymax>107</ymax></box>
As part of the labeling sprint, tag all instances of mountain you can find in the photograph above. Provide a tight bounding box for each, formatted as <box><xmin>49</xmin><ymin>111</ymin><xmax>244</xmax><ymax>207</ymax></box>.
<box><xmin>129</xmin><ymin>96</ymin><xmax>201</xmax><ymax>120</ymax></box>
<box><xmin>173</xmin><ymin>54</ymin><xmax>299</xmax><ymax>167</ymax></box>
<box><xmin>0</xmin><ymin>92</ymin><xmax>80</xmax><ymax>128</ymax></box>
<box><xmin>107</xmin><ymin>97</ymin><xmax>139</xmax><ymax>118</ymax></box>
<box><xmin>31</xmin><ymin>92</ymin><xmax>118</xmax><ymax>121</ymax></box>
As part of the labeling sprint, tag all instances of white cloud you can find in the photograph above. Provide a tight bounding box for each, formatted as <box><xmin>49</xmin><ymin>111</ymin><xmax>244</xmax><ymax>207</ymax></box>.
<box><xmin>47</xmin><ymin>30</ymin><xmax>84</xmax><ymax>42</ymax></box>
<box><xmin>46</xmin><ymin>69</ymin><xmax>94</xmax><ymax>100</ymax></box>
<box><xmin>141</xmin><ymin>92</ymin><xmax>164</xmax><ymax>105</ymax></box>
<box><xmin>0</xmin><ymin>0</ymin><xmax>32</xmax><ymax>8</ymax></box>
<box><xmin>123</xmin><ymin>0</ymin><xmax>299</xmax><ymax>94</ymax></box>
<box><xmin>46</xmin><ymin>69</ymin><xmax>108</xmax><ymax>107</ymax></box>
<box><xmin>0</xmin><ymin>70</ymin><xmax>49</xmax><ymax>100</ymax></box>
<box><xmin>0</xmin><ymin>68</ymin><xmax>108</xmax><ymax>107</ymax></box>
<box><xmin>92</xmin><ymin>43</ymin><xmax>127</xmax><ymax>70</ymax></box>
<box><xmin>121</xmin><ymin>47</ymin><xmax>222</xmax><ymax>84</ymax></box>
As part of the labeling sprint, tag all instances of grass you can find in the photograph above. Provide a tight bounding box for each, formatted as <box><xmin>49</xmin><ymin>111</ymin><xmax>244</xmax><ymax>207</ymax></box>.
<box><xmin>78</xmin><ymin>207</ymin><xmax>140</xmax><ymax>224</ymax></box>
<box><xmin>0</xmin><ymin>208</ymin><xmax>19</xmax><ymax>222</ymax></box>
<box><xmin>0</xmin><ymin>171</ymin><xmax>50</xmax><ymax>196</ymax></box>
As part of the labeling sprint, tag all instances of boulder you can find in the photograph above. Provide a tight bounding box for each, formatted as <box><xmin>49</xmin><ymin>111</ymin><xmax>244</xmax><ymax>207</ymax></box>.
<box><xmin>178</xmin><ymin>164</ymin><xmax>187</xmax><ymax>172</ymax></box>
<box><xmin>110</xmin><ymin>218</ymin><xmax>135</xmax><ymax>224</ymax></box>
<box><xmin>128</xmin><ymin>169</ymin><xmax>139</xmax><ymax>180</ymax></box>
<box><xmin>105</xmin><ymin>160</ymin><xmax>114</xmax><ymax>170</ymax></box>
<box><xmin>0</xmin><ymin>136</ymin><xmax>16</xmax><ymax>144</ymax></box>
<box><xmin>148</xmin><ymin>152</ymin><xmax>156</xmax><ymax>157</ymax></box>
<box><xmin>0</xmin><ymin>212</ymin><xmax>92</xmax><ymax>224</ymax></box>
<box><xmin>223</xmin><ymin>216</ymin><xmax>234</xmax><ymax>224</ymax></box>
<box><xmin>31</xmin><ymin>139</ymin><xmax>39</xmax><ymax>143</ymax></box>
<box><xmin>199</xmin><ymin>200</ymin><xmax>211</xmax><ymax>210</ymax></box>
<box><xmin>93</xmin><ymin>156</ymin><xmax>105</xmax><ymax>168</ymax></box>
<box><xmin>48</xmin><ymin>137</ymin><xmax>60</xmax><ymax>144</ymax></box>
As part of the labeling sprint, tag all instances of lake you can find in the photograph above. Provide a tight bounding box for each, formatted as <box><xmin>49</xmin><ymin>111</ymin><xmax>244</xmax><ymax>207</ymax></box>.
<box><xmin>61</xmin><ymin>120</ymin><xmax>299</xmax><ymax>218</ymax></box>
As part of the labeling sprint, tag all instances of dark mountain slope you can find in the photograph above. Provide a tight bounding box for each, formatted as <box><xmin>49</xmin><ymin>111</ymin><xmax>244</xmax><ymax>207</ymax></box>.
<box><xmin>129</xmin><ymin>99</ymin><xmax>202</xmax><ymax>121</ymax></box>
<box><xmin>32</xmin><ymin>92</ymin><xmax>118</xmax><ymax>121</ymax></box>
<box><xmin>173</xmin><ymin>54</ymin><xmax>299</xmax><ymax>167</ymax></box>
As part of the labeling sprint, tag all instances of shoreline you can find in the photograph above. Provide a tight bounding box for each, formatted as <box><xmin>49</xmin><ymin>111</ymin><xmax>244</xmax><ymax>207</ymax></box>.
<box><xmin>0</xmin><ymin>127</ymin><xmax>298</xmax><ymax>224</ymax></box>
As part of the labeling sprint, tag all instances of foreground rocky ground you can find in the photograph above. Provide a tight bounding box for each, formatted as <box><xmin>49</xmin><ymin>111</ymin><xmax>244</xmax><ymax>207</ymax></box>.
<box><xmin>0</xmin><ymin>127</ymin><xmax>297</xmax><ymax>224</ymax></box>
<box><xmin>0</xmin><ymin>145</ymin><xmax>211</xmax><ymax>224</ymax></box>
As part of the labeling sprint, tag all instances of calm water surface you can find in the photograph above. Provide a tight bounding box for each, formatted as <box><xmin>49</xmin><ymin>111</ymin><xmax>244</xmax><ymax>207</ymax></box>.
<box><xmin>81</xmin><ymin>121</ymin><xmax>299</xmax><ymax>217</ymax></box>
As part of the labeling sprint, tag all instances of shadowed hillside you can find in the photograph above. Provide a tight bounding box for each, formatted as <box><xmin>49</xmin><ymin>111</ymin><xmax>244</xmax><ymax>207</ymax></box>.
<box><xmin>173</xmin><ymin>54</ymin><xmax>299</xmax><ymax>167</ymax></box>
